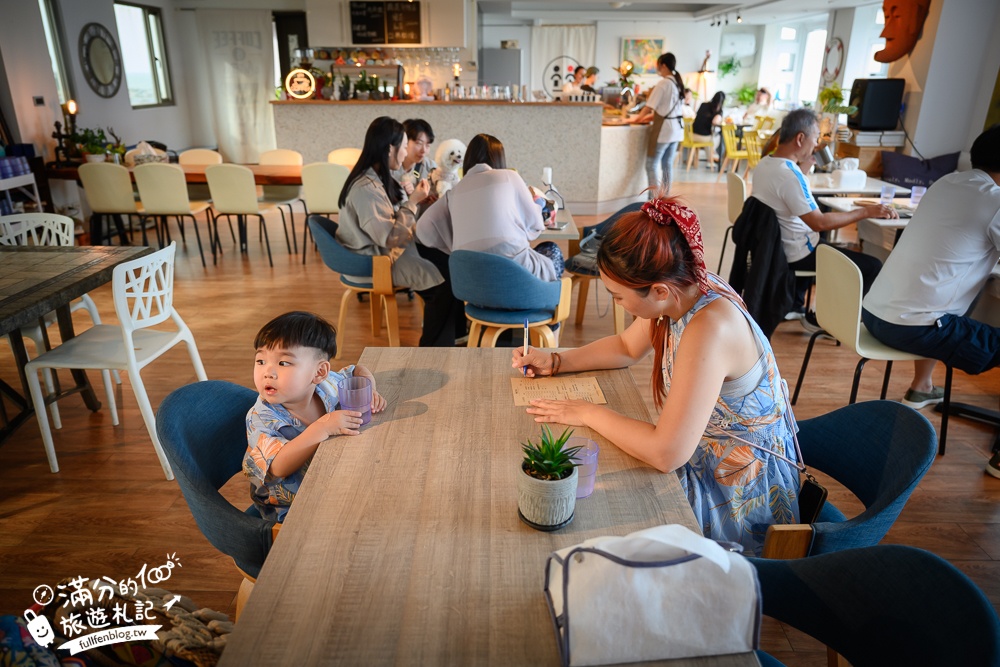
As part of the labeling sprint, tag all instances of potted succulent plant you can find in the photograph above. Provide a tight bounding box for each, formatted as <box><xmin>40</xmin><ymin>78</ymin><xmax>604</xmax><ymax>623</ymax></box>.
<box><xmin>517</xmin><ymin>426</ymin><xmax>582</xmax><ymax>531</ymax></box>
<box><xmin>355</xmin><ymin>71</ymin><xmax>371</xmax><ymax>100</ymax></box>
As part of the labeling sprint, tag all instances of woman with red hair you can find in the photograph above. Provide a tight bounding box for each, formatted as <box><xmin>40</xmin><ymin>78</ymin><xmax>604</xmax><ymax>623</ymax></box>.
<box><xmin>514</xmin><ymin>195</ymin><xmax>801</xmax><ymax>555</ymax></box>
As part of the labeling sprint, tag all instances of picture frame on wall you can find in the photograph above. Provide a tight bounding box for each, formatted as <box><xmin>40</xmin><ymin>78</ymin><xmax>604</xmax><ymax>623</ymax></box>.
<box><xmin>621</xmin><ymin>38</ymin><xmax>664</xmax><ymax>75</ymax></box>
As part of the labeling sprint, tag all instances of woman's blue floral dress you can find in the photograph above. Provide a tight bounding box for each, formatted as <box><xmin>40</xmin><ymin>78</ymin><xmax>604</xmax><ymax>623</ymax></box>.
<box><xmin>664</xmin><ymin>277</ymin><xmax>801</xmax><ymax>555</ymax></box>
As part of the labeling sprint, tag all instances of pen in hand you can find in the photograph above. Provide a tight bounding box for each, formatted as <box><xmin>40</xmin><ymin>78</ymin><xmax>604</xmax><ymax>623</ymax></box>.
<box><xmin>522</xmin><ymin>317</ymin><xmax>529</xmax><ymax>376</ymax></box>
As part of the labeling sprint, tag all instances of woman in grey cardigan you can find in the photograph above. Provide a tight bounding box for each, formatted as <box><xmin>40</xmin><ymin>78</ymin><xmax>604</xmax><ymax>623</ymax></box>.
<box><xmin>337</xmin><ymin>116</ymin><xmax>457</xmax><ymax>346</ymax></box>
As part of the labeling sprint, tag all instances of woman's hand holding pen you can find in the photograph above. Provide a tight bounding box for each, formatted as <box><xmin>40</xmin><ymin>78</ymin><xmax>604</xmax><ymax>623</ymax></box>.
<box><xmin>512</xmin><ymin>346</ymin><xmax>553</xmax><ymax>378</ymax></box>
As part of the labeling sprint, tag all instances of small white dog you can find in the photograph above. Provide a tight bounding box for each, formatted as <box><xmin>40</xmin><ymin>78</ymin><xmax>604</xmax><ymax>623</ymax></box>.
<box><xmin>430</xmin><ymin>139</ymin><xmax>466</xmax><ymax>197</ymax></box>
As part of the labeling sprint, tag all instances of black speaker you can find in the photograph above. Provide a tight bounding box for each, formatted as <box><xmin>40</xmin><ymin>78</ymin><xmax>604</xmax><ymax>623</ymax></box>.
<box><xmin>847</xmin><ymin>78</ymin><xmax>905</xmax><ymax>131</ymax></box>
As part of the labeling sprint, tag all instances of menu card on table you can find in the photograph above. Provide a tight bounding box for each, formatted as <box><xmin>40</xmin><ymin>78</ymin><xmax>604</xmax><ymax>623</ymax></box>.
<box><xmin>510</xmin><ymin>377</ymin><xmax>607</xmax><ymax>406</ymax></box>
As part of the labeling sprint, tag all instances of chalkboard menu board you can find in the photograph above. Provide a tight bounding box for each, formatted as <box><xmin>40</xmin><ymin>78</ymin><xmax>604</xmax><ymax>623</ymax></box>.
<box><xmin>350</xmin><ymin>1</ymin><xmax>421</xmax><ymax>45</ymax></box>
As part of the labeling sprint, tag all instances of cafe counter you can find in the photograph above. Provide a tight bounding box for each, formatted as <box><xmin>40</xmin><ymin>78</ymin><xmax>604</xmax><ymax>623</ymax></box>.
<box><xmin>272</xmin><ymin>100</ymin><xmax>649</xmax><ymax>213</ymax></box>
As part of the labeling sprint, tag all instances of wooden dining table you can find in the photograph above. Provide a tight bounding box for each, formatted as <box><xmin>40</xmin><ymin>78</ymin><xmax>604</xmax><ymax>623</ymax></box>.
<box><xmin>45</xmin><ymin>163</ymin><xmax>304</xmax><ymax>186</ymax></box>
<box><xmin>220</xmin><ymin>347</ymin><xmax>758</xmax><ymax>667</ymax></box>
<box><xmin>0</xmin><ymin>245</ymin><xmax>151</xmax><ymax>446</ymax></box>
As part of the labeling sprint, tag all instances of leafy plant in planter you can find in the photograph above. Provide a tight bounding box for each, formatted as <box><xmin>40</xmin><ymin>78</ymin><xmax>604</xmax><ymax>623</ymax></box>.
<box><xmin>734</xmin><ymin>83</ymin><xmax>756</xmax><ymax>106</ymax></box>
<box><xmin>75</xmin><ymin>127</ymin><xmax>108</xmax><ymax>157</ymax></box>
<box><xmin>517</xmin><ymin>425</ymin><xmax>581</xmax><ymax>531</ymax></box>
<box><xmin>818</xmin><ymin>81</ymin><xmax>857</xmax><ymax>115</ymax></box>
<box><xmin>718</xmin><ymin>56</ymin><xmax>741</xmax><ymax>78</ymax></box>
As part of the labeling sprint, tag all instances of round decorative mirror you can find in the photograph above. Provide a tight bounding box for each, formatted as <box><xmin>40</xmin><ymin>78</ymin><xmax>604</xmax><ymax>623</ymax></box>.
<box><xmin>79</xmin><ymin>23</ymin><xmax>122</xmax><ymax>98</ymax></box>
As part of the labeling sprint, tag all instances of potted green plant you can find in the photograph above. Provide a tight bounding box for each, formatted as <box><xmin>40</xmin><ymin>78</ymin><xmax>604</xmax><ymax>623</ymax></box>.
<box><xmin>355</xmin><ymin>70</ymin><xmax>370</xmax><ymax>100</ymax></box>
<box><xmin>517</xmin><ymin>426</ymin><xmax>582</xmax><ymax>531</ymax></box>
<box><xmin>75</xmin><ymin>127</ymin><xmax>109</xmax><ymax>162</ymax></box>
<box><xmin>718</xmin><ymin>56</ymin><xmax>741</xmax><ymax>78</ymax></box>
<box><xmin>818</xmin><ymin>81</ymin><xmax>857</xmax><ymax>115</ymax></box>
<box><xmin>734</xmin><ymin>83</ymin><xmax>756</xmax><ymax>106</ymax></box>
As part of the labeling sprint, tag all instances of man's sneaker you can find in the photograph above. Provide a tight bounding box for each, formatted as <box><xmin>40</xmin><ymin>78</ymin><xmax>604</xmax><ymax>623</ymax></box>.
<box><xmin>901</xmin><ymin>386</ymin><xmax>945</xmax><ymax>409</ymax></box>
<box><xmin>784</xmin><ymin>310</ymin><xmax>805</xmax><ymax>321</ymax></box>
<box><xmin>987</xmin><ymin>451</ymin><xmax>1000</xmax><ymax>479</ymax></box>
<box><xmin>800</xmin><ymin>311</ymin><xmax>824</xmax><ymax>334</ymax></box>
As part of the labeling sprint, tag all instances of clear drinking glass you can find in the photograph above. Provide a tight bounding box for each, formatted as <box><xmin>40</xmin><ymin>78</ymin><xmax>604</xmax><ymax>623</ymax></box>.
<box><xmin>568</xmin><ymin>437</ymin><xmax>600</xmax><ymax>499</ymax></box>
<box><xmin>338</xmin><ymin>376</ymin><xmax>372</xmax><ymax>425</ymax></box>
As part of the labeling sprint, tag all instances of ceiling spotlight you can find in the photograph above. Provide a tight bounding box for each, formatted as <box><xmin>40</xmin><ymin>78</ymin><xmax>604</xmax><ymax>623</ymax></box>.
<box><xmin>737</xmin><ymin>13</ymin><xmax>742</xmax><ymax>23</ymax></box>
<box><xmin>725</xmin><ymin>15</ymin><xmax>729</xmax><ymax>24</ymax></box>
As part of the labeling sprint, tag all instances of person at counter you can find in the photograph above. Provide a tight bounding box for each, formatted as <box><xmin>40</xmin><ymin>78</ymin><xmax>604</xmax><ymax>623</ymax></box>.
<box><xmin>580</xmin><ymin>66</ymin><xmax>600</xmax><ymax>94</ymax></box>
<box><xmin>562</xmin><ymin>66</ymin><xmax>586</xmax><ymax>93</ymax></box>
<box><xmin>514</xmin><ymin>195</ymin><xmax>801</xmax><ymax>555</ymax></box>
<box><xmin>337</xmin><ymin>116</ymin><xmax>457</xmax><ymax>346</ymax></box>
<box><xmin>416</xmin><ymin>133</ymin><xmax>563</xmax><ymax>282</ymax></box>
<box><xmin>861</xmin><ymin>126</ymin><xmax>1000</xmax><ymax>475</ymax></box>
<box><xmin>392</xmin><ymin>118</ymin><xmax>436</xmax><ymax>199</ymax></box>
<box><xmin>632</xmin><ymin>52</ymin><xmax>685</xmax><ymax>192</ymax></box>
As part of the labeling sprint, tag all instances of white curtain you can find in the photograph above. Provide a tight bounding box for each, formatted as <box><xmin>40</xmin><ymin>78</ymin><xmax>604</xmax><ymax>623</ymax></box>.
<box><xmin>530</xmin><ymin>26</ymin><xmax>596</xmax><ymax>97</ymax></box>
<box><xmin>196</xmin><ymin>10</ymin><xmax>276</xmax><ymax>163</ymax></box>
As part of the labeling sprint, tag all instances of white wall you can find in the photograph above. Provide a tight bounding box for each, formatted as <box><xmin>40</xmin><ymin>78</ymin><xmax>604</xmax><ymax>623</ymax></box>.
<box><xmin>0</xmin><ymin>0</ymin><xmax>61</xmax><ymax>159</ymax></box>
<box><xmin>889</xmin><ymin>0</ymin><xmax>1000</xmax><ymax>158</ymax></box>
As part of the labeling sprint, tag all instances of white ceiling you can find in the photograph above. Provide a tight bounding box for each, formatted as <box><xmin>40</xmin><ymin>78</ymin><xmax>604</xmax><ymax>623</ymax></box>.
<box><xmin>479</xmin><ymin>0</ymin><xmax>883</xmax><ymax>26</ymax></box>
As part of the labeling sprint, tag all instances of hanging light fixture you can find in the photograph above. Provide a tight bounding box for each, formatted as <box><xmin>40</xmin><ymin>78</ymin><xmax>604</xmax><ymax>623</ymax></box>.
<box><xmin>725</xmin><ymin>14</ymin><xmax>730</xmax><ymax>25</ymax></box>
<box><xmin>737</xmin><ymin>13</ymin><xmax>743</xmax><ymax>23</ymax></box>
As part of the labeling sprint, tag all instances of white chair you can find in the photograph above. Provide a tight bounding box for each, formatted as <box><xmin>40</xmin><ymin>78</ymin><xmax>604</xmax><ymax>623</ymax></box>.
<box><xmin>78</xmin><ymin>163</ymin><xmax>144</xmax><ymax>246</ymax></box>
<box><xmin>0</xmin><ymin>213</ymin><xmax>122</xmax><ymax>427</ymax></box>
<box><xmin>716</xmin><ymin>172</ymin><xmax>746</xmax><ymax>274</ymax></box>
<box><xmin>134</xmin><ymin>163</ymin><xmax>213</xmax><ymax>267</ymax></box>
<box><xmin>259</xmin><ymin>149</ymin><xmax>305</xmax><ymax>255</ymax></box>
<box><xmin>300</xmin><ymin>162</ymin><xmax>350</xmax><ymax>265</ymax></box>
<box><xmin>792</xmin><ymin>245</ymin><xmax>927</xmax><ymax>406</ymax></box>
<box><xmin>205</xmin><ymin>164</ymin><xmax>280</xmax><ymax>267</ymax></box>
<box><xmin>178</xmin><ymin>148</ymin><xmax>223</xmax><ymax>203</ymax></box>
<box><xmin>24</xmin><ymin>243</ymin><xmax>207</xmax><ymax>479</ymax></box>
<box><xmin>327</xmin><ymin>148</ymin><xmax>362</xmax><ymax>170</ymax></box>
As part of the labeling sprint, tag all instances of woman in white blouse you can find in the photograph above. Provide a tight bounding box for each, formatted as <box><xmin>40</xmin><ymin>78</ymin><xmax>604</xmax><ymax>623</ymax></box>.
<box><xmin>337</xmin><ymin>116</ymin><xmax>458</xmax><ymax>346</ymax></box>
<box><xmin>632</xmin><ymin>52</ymin><xmax>686</xmax><ymax>191</ymax></box>
<box><xmin>416</xmin><ymin>133</ymin><xmax>564</xmax><ymax>281</ymax></box>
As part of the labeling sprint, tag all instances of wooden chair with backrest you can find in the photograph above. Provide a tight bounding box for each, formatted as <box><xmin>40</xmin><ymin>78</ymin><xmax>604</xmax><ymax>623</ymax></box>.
<box><xmin>300</xmin><ymin>162</ymin><xmax>350</xmax><ymax>265</ymax></box>
<box><xmin>307</xmin><ymin>215</ymin><xmax>413</xmax><ymax>357</ymax></box>
<box><xmin>78</xmin><ymin>162</ymin><xmax>143</xmax><ymax>246</ymax></box>
<box><xmin>717</xmin><ymin>123</ymin><xmax>749</xmax><ymax>180</ymax></box>
<box><xmin>449</xmin><ymin>250</ymin><xmax>573</xmax><ymax>348</ymax></box>
<box><xmin>564</xmin><ymin>203</ymin><xmax>640</xmax><ymax>335</ymax></box>
<box><xmin>24</xmin><ymin>243</ymin><xmax>208</xmax><ymax>479</ymax></box>
<box><xmin>178</xmin><ymin>148</ymin><xmax>223</xmax><ymax>203</ymax></box>
<box><xmin>716</xmin><ymin>172</ymin><xmax>747</xmax><ymax>274</ymax></box>
<box><xmin>684</xmin><ymin>118</ymin><xmax>714</xmax><ymax>170</ymax></box>
<box><xmin>259</xmin><ymin>148</ymin><xmax>305</xmax><ymax>255</ymax></box>
<box><xmin>134</xmin><ymin>163</ymin><xmax>213</xmax><ymax>267</ymax></box>
<box><xmin>328</xmin><ymin>148</ymin><xmax>362</xmax><ymax>170</ymax></box>
<box><xmin>205</xmin><ymin>164</ymin><xmax>281</xmax><ymax>267</ymax></box>
<box><xmin>157</xmin><ymin>380</ymin><xmax>280</xmax><ymax>621</ymax></box>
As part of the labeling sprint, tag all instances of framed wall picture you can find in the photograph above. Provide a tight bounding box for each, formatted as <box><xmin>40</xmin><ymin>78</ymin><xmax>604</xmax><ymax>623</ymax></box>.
<box><xmin>621</xmin><ymin>38</ymin><xmax>664</xmax><ymax>75</ymax></box>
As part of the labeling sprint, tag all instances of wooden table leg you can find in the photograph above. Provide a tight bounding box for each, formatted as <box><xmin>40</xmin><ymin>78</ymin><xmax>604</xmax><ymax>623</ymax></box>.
<box><xmin>0</xmin><ymin>330</ymin><xmax>35</xmax><ymax>446</ymax></box>
<box><xmin>55</xmin><ymin>305</ymin><xmax>100</xmax><ymax>411</ymax></box>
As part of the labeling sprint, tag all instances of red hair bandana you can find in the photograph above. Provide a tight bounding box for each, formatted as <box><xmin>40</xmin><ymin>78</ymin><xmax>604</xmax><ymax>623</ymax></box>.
<box><xmin>641</xmin><ymin>198</ymin><xmax>710</xmax><ymax>294</ymax></box>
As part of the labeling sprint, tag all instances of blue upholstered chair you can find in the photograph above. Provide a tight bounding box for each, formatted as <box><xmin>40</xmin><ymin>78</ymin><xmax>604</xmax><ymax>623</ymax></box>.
<box><xmin>563</xmin><ymin>202</ymin><xmax>643</xmax><ymax>334</ymax></box>
<box><xmin>156</xmin><ymin>380</ymin><xmax>277</xmax><ymax>619</ymax></box>
<box><xmin>450</xmin><ymin>249</ymin><xmax>572</xmax><ymax>348</ymax></box>
<box><xmin>750</xmin><ymin>545</ymin><xmax>1000</xmax><ymax>666</ymax></box>
<box><xmin>308</xmin><ymin>215</ymin><xmax>409</xmax><ymax>358</ymax></box>
<box><xmin>763</xmin><ymin>400</ymin><xmax>936</xmax><ymax>558</ymax></box>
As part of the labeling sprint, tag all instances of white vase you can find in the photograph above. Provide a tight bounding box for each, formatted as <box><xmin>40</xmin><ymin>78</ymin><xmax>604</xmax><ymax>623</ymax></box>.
<box><xmin>83</xmin><ymin>153</ymin><xmax>106</xmax><ymax>163</ymax></box>
<box><xmin>517</xmin><ymin>466</ymin><xmax>578</xmax><ymax>529</ymax></box>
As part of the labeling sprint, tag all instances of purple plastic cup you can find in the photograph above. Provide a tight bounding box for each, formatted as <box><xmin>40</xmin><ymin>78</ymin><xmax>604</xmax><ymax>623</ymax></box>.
<box><xmin>338</xmin><ymin>376</ymin><xmax>372</xmax><ymax>425</ymax></box>
<box><xmin>569</xmin><ymin>437</ymin><xmax>600</xmax><ymax>499</ymax></box>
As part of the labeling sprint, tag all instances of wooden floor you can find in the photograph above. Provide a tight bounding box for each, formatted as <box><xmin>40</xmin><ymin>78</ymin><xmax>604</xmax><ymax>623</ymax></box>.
<box><xmin>2</xmin><ymin>178</ymin><xmax>998</xmax><ymax>665</ymax></box>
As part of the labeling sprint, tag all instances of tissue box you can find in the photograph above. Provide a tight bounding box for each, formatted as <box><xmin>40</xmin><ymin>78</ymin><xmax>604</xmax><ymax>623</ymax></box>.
<box><xmin>832</xmin><ymin>169</ymin><xmax>867</xmax><ymax>190</ymax></box>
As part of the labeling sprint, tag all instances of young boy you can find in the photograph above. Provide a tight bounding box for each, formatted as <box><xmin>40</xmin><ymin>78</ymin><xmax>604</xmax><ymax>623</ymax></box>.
<box><xmin>244</xmin><ymin>311</ymin><xmax>386</xmax><ymax>522</ymax></box>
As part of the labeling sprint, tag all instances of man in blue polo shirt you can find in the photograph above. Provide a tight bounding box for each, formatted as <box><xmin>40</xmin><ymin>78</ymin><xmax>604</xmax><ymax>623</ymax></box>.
<box><xmin>751</xmin><ymin>108</ymin><xmax>896</xmax><ymax>328</ymax></box>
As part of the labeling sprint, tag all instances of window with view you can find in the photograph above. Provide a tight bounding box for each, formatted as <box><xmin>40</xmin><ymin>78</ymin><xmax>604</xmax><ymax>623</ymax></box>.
<box><xmin>113</xmin><ymin>3</ymin><xmax>173</xmax><ymax>107</ymax></box>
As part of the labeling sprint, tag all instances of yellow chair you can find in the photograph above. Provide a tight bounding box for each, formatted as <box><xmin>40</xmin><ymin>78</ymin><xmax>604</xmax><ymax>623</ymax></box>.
<box><xmin>743</xmin><ymin>131</ymin><xmax>763</xmax><ymax>176</ymax></box>
<box><xmin>760</xmin><ymin>117</ymin><xmax>776</xmax><ymax>131</ymax></box>
<box><xmin>328</xmin><ymin>148</ymin><xmax>362</xmax><ymax>170</ymax></box>
<box><xmin>683</xmin><ymin>118</ymin><xmax>714</xmax><ymax>171</ymax></box>
<box><xmin>717</xmin><ymin>124</ymin><xmax>749</xmax><ymax>180</ymax></box>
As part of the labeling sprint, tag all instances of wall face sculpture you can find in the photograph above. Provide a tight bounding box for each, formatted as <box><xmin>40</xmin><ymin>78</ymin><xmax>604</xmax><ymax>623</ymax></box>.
<box><xmin>875</xmin><ymin>0</ymin><xmax>931</xmax><ymax>63</ymax></box>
